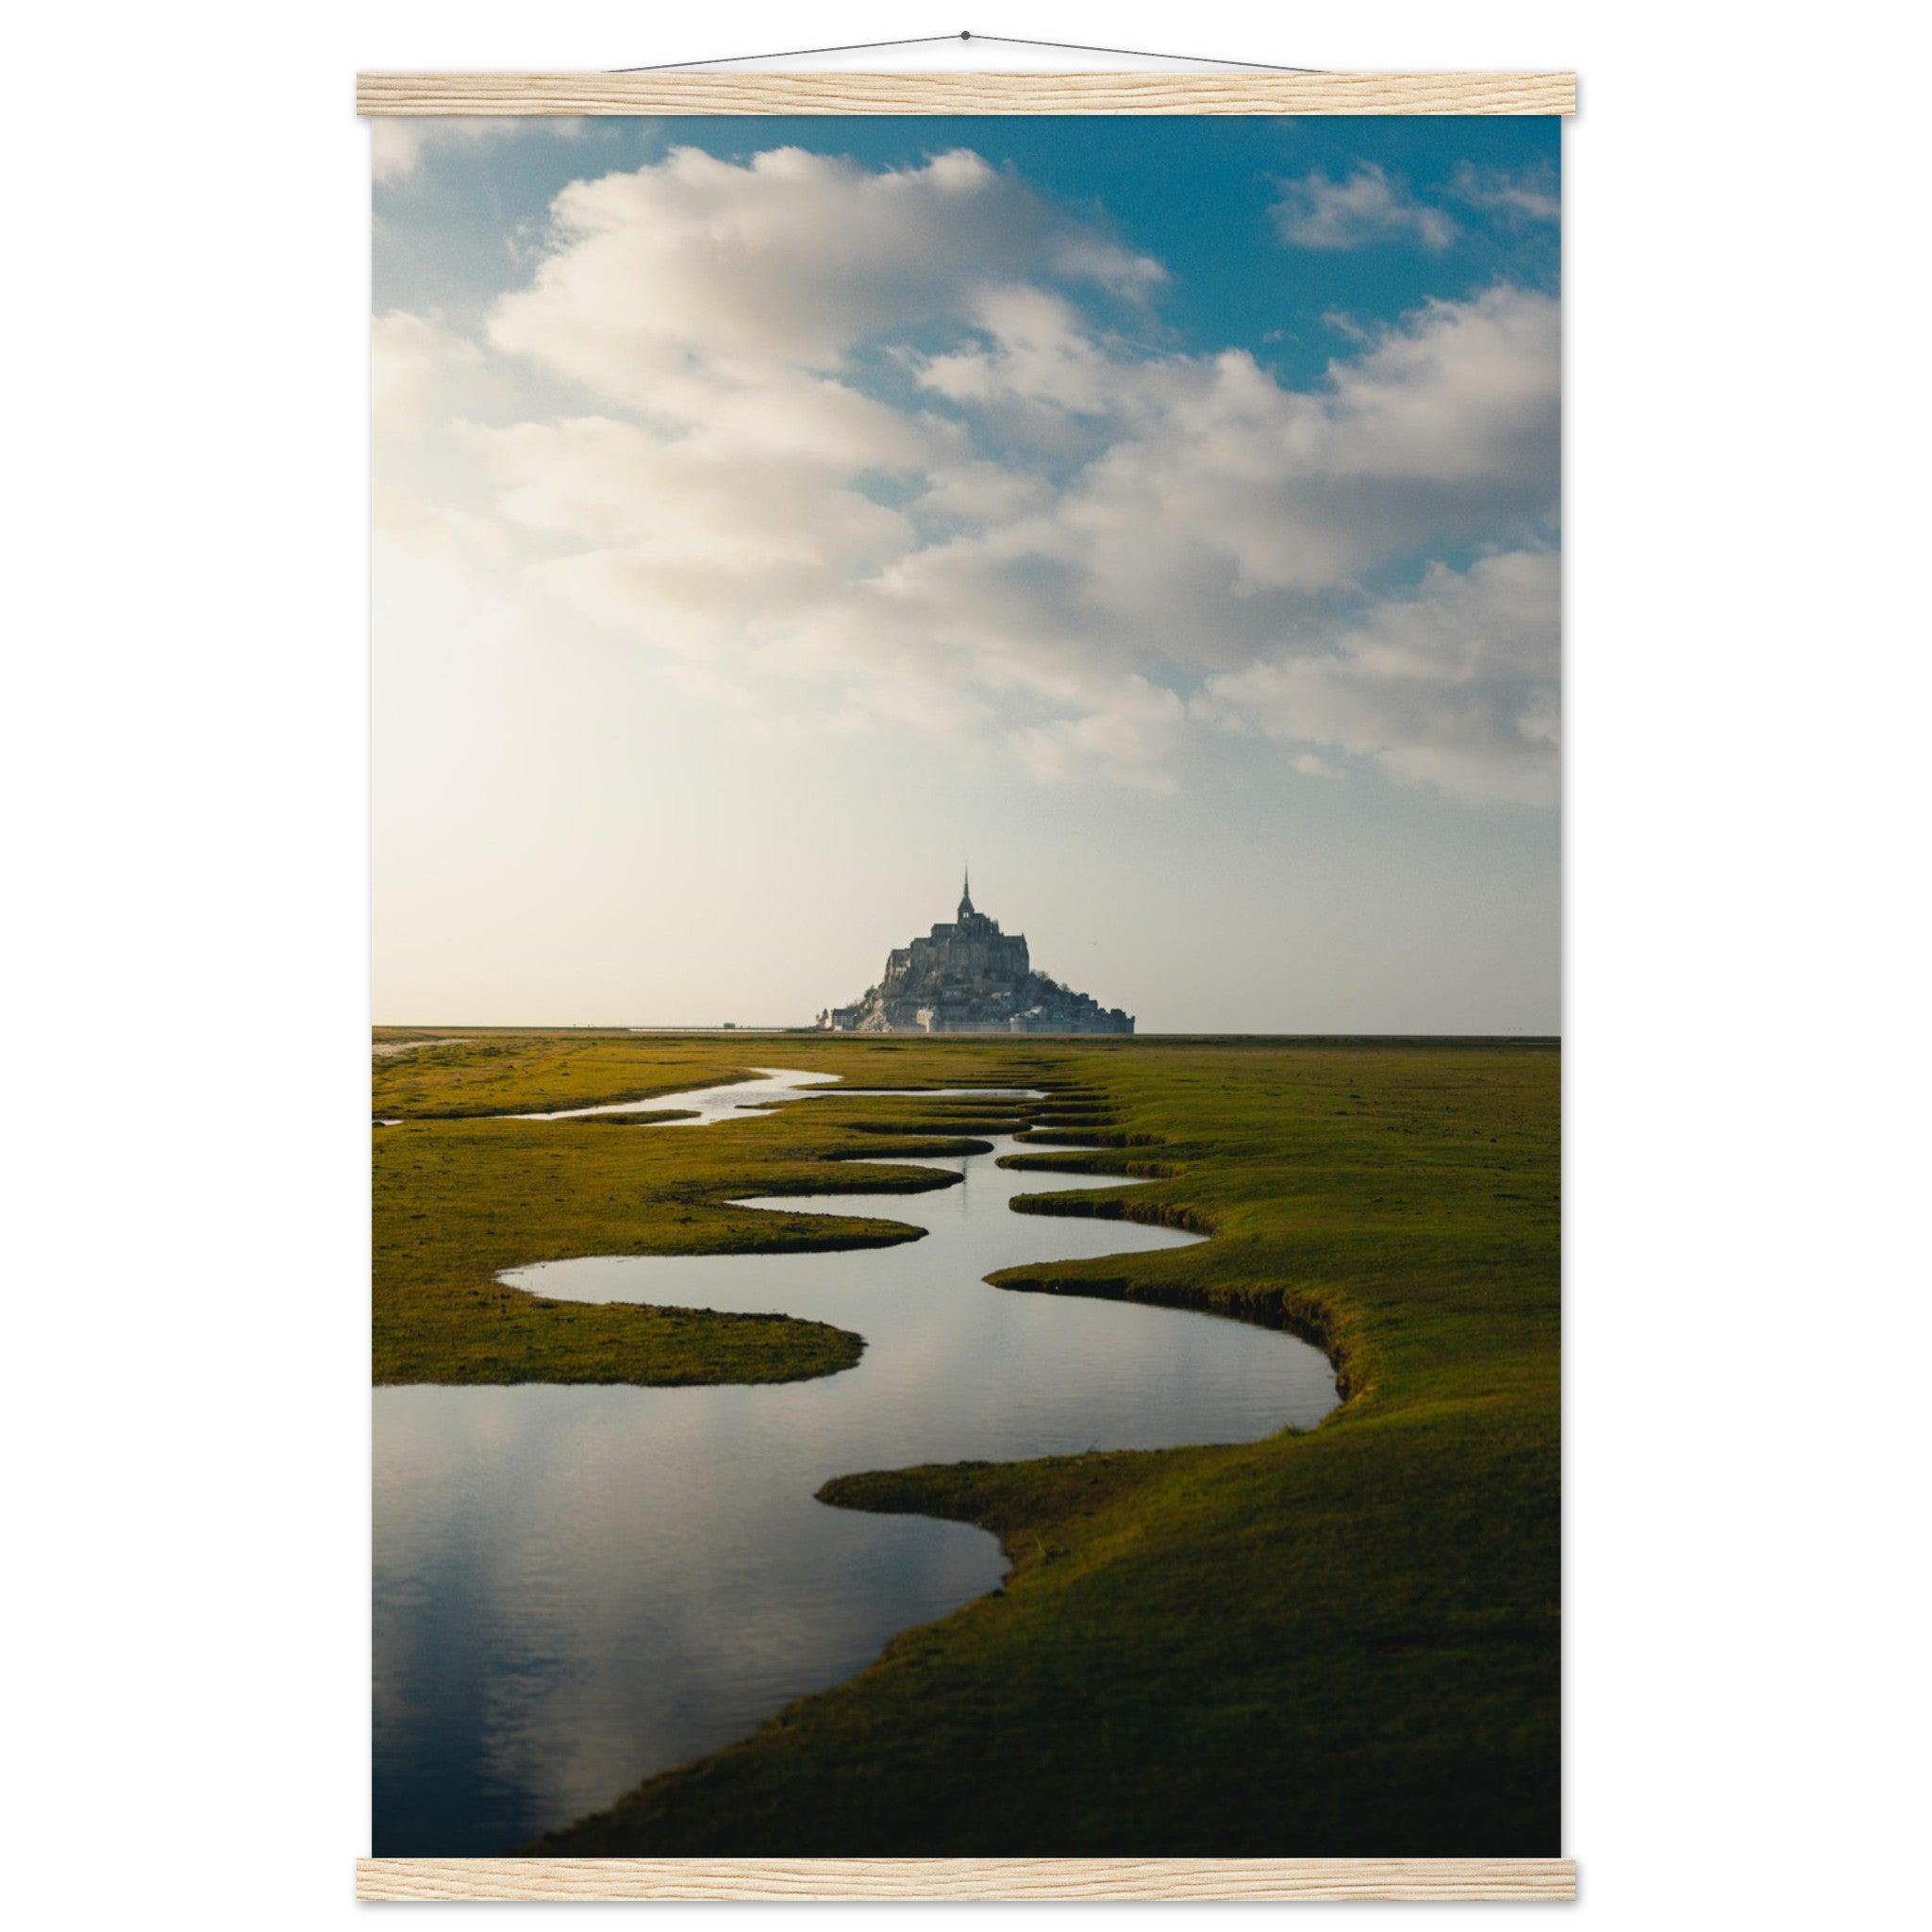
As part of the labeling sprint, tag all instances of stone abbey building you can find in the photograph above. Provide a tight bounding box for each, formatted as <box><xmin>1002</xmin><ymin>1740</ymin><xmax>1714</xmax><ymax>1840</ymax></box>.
<box><xmin>818</xmin><ymin>874</ymin><xmax>1134</xmax><ymax>1036</ymax></box>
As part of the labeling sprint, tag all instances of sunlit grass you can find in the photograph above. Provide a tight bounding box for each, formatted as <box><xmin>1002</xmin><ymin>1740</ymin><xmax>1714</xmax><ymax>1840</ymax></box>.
<box><xmin>374</xmin><ymin>1029</ymin><xmax>1559</xmax><ymax>1853</ymax></box>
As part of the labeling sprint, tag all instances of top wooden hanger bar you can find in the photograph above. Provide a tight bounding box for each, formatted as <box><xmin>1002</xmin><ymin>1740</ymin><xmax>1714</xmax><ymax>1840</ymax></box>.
<box><xmin>356</xmin><ymin>71</ymin><xmax>1576</xmax><ymax>118</ymax></box>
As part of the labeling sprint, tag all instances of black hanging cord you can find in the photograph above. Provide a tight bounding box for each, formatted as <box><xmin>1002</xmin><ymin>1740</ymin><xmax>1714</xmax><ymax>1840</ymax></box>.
<box><xmin>611</xmin><ymin>30</ymin><xmax>1326</xmax><ymax>75</ymax></box>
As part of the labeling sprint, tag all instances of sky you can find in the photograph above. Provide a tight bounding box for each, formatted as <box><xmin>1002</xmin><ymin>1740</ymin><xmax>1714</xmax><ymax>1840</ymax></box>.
<box><xmin>373</xmin><ymin>115</ymin><xmax>1559</xmax><ymax>1033</ymax></box>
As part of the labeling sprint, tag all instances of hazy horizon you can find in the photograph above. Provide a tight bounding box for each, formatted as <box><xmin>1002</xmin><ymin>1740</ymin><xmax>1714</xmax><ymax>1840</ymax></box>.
<box><xmin>374</xmin><ymin>115</ymin><xmax>1558</xmax><ymax>1033</ymax></box>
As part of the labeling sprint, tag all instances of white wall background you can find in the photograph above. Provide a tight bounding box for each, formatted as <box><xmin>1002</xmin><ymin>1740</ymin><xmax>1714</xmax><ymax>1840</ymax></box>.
<box><xmin>7</xmin><ymin>5</ymin><xmax>1925</xmax><ymax>1926</ymax></box>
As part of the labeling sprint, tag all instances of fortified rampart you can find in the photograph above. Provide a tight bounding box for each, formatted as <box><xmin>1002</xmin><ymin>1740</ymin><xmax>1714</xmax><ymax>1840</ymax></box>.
<box><xmin>818</xmin><ymin>875</ymin><xmax>1134</xmax><ymax>1036</ymax></box>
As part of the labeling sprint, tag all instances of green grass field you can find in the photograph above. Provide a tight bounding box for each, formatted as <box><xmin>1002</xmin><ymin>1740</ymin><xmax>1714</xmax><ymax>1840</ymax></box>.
<box><xmin>375</xmin><ymin>1028</ymin><xmax>1559</xmax><ymax>1855</ymax></box>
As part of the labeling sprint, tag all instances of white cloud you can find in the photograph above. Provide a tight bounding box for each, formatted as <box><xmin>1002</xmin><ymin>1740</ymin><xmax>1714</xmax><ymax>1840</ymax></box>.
<box><xmin>473</xmin><ymin>411</ymin><xmax>918</xmax><ymax>665</ymax></box>
<box><xmin>1452</xmin><ymin>160</ymin><xmax>1561</xmax><ymax>224</ymax></box>
<box><xmin>372</xmin><ymin>311</ymin><xmax>492</xmax><ymax>431</ymax></box>
<box><xmin>1012</xmin><ymin>677</ymin><xmax>1188</xmax><ymax>792</ymax></box>
<box><xmin>1270</xmin><ymin>163</ymin><xmax>1457</xmax><ymax>253</ymax></box>
<box><xmin>489</xmin><ymin>146</ymin><xmax>1162</xmax><ymax>392</ymax></box>
<box><xmin>1196</xmin><ymin>550</ymin><xmax>1561</xmax><ymax>804</ymax></box>
<box><xmin>373</xmin><ymin>314</ymin><xmax>515</xmax><ymax>554</ymax></box>
<box><xmin>381</xmin><ymin>147</ymin><xmax>1558</xmax><ymax>803</ymax></box>
<box><xmin>372</xmin><ymin>117</ymin><xmax>591</xmax><ymax>185</ymax></box>
<box><xmin>478</xmin><ymin>415</ymin><xmax>913</xmax><ymax>568</ymax></box>
<box><xmin>916</xmin><ymin>459</ymin><xmax>1053</xmax><ymax>525</ymax></box>
<box><xmin>1033</xmin><ymin>287</ymin><xmax>1557</xmax><ymax>599</ymax></box>
<box><xmin>891</xmin><ymin>284</ymin><xmax>1557</xmax><ymax>631</ymax></box>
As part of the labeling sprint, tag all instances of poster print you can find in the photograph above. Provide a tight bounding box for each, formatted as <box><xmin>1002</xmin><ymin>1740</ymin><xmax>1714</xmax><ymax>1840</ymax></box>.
<box><xmin>372</xmin><ymin>108</ymin><xmax>1560</xmax><ymax>1863</ymax></box>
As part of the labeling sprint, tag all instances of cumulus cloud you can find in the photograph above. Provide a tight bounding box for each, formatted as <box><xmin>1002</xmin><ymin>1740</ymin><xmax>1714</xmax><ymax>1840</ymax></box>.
<box><xmin>1197</xmin><ymin>550</ymin><xmax>1560</xmax><ymax>804</ymax></box>
<box><xmin>934</xmin><ymin>286</ymin><xmax>1559</xmax><ymax>602</ymax></box>
<box><xmin>489</xmin><ymin>146</ymin><xmax>1162</xmax><ymax>393</ymax></box>
<box><xmin>372</xmin><ymin>311</ymin><xmax>493</xmax><ymax>431</ymax></box>
<box><xmin>372</xmin><ymin>117</ymin><xmax>591</xmax><ymax>185</ymax></box>
<box><xmin>372</xmin><ymin>313</ymin><xmax>517</xmax><ymax>552</ymax></box>
<box><xmin>1452</xmin><ymin>160</ymin><xmax>1561</xmax><ymax>224</ymax></box>
<box><xmin>1012</xmin><ymin>677</ymin><xmax>1189</xmax><ymax>792</ymax></box>
<box><xmin>916</xmin><ymin>458</ymin><xmax>1053</xmax><ymax>525</ymax></box>
<box><xmin>1270</xmin><ymin>163</ymin><xmax>1457</xmax><ymax>253</ymax></box>
<box><xmin>381</xmin><ymin>145</ymin><xmax>1558</xmax><ymax>804</ymax></box>
<box><xmin>474</xmin><ymin>411</ymin><xmax>918</xmax><ymax>660</ymax></box>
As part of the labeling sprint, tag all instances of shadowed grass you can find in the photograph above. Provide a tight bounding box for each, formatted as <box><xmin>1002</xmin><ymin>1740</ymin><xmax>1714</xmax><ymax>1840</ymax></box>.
<box><xmin>374</xmin><ymin>1029</ymin><xmax>1558</xmax><ymax>1853</ymax></box>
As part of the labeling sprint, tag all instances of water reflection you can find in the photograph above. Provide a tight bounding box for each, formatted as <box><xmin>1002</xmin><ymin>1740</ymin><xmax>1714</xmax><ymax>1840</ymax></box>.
<box><xmin>373</xmin><ymin>1089</ymin><xmax>1338</xmax><ymax>1855</ymax></box>
<box><xmin>511</xmin><ymin>1065</ymin><xmax>843</xmax><ymax>1123</ymax></box>
<box><xmin>513</xmin><ymin>1065</ymin><xmax>1043</xmax><ymax>1124</ymax></box>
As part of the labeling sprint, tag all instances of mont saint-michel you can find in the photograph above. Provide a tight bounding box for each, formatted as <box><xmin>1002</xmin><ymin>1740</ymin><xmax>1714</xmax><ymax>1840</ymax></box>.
<box><xmin>817</xmin><ymin>875</ymin><xmax>1134</xmax><ymax>1036</ymax></box>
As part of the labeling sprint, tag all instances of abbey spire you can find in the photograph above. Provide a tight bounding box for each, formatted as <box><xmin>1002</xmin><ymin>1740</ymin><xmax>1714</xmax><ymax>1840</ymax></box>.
<box><xmin>816</xmin><ymin>878</ymin><xmax>1133</xmax><ymax>1036</ymax></box>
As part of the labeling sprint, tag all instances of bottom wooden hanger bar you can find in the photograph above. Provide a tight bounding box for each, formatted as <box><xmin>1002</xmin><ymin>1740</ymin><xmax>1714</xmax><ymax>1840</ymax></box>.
<box><xmin>357</xmin><ymin>1857</ymin><xmax>1578</xmax><ymax>1903</ymax></box>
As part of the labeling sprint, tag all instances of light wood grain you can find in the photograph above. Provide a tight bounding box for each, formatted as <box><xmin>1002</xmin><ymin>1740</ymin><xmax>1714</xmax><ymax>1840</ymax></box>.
<box><xmin>357</xmin><ymin>71</ymin><xmax>1576</xmax><ymax>118</ymax></box>
<box><xmin>356</xmin><ymin>1857</ymin><xmax>1577</xmax><ymax>1902</ymax></box>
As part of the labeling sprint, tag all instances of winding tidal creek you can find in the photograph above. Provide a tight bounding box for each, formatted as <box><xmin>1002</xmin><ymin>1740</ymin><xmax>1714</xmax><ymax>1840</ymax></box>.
<box><xmin>373</xmin><ymin>1073</ymin><xmax>1340</xmax><ymax>1855</ymax></box>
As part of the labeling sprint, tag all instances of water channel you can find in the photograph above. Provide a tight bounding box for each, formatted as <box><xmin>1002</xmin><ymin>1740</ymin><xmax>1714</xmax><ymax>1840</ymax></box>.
<box><xmin>373</xmin><ymin>1071</ymin><xmax>1339</xmax><ymax>1854</ymax></box>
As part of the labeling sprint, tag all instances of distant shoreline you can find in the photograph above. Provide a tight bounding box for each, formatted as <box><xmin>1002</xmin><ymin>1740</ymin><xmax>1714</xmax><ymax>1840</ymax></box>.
<box><xmin>375</xmin><ymin>1024</ymin><xmax>1561</xmax><ymax>1048</ymax></box>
